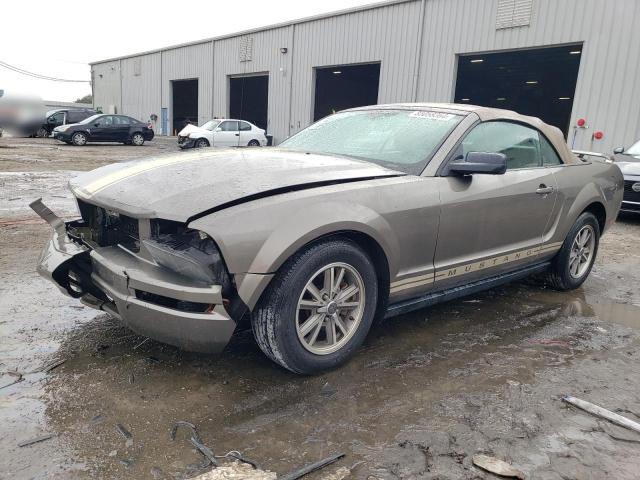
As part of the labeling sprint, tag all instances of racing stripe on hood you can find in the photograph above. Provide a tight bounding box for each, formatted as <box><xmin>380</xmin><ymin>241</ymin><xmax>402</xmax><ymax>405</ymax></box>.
<box><xmin>75</xmin><ymin>152</ymin><xmax>226</xmax><ymax>197</ymax></box>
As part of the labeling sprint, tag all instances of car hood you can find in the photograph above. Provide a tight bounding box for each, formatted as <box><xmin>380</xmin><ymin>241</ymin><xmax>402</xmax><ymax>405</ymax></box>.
<box><xmin>615</xmin><ymin>159</ymin><xmax>640</xmax><ymax>177</ymax></box>
<box><xmin>178</xmin><ymin>124</ymin><xmax>207</xmax><ymax>137</ymax></box>
<box><xmin>69</xmin><ymin>148</ymin><xmax>404</xmax><ymax>222</ymax></box>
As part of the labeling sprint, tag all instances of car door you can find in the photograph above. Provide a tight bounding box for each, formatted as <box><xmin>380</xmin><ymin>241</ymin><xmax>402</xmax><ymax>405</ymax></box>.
<box><xmin>90</xmin><ymin>115</ymin><xmax>114</xmax><ymax>141</ymax></box>
<box><xmin>433</xmin><ymin>120</ymin><xmax>559</xmax><ymax>289</ymax></box>
<box><xmin>113</xmin><ymin>116</ymin><xmax>131</xmax><ymax>141</ymax></box>
<box><xmin>238</xmin><ymin>121</ymin><xmax>254</xmax><ymax>145</ymax></box>
<box><xmin>213</xmin><ymin>120</ymin><xmax>240</xmax><ymax>147</ymax></box>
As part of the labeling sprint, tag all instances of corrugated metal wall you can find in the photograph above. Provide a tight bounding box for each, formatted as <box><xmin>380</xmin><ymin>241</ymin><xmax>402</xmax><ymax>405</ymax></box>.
<box><xmin>416</xmin><ymin>0</ymin><xmax>640</xmax><ymax>153</ymax></box>
<box><xmin>161</xmin><ymin>42</ymin><xmax>214</xmax><ymax>132</ymax></box>
<box><xmin>91</xmin><ymin>0</ymin><xmax>640</xmax><ymax>152</ymax></box>
<box><xmin>92</xmin><ymin>60</ymin><xmax>121</xmax><ymax>114</ymax></box>
<box><xmin>121</xmin><ymin>53</ymin><xmax>161</xmax><ymax>127</ymax></box>
<box><xmin>213</xmin><ymin>26</ymin><xmax>292</xmax><ymax>142</ymax></box>
<box><xmin>288</xmin><ymin>1</ymin><xmax>422</xmax><ymax>137</ymax></box>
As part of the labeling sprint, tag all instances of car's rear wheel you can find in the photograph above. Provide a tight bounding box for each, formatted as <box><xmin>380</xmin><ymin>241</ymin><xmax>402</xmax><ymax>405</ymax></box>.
<box><xmin>131</xmin><ymin>133</ymin><xmax>145</xmax><ymax>146</ymax></box>
<box><xmin>71</xmin><ymin>132</ymin><xmax>87</xmax><ymax>146</ymax></box>
<box><xmin>546</xmin><ymin>212</ymin><xmax>600</xmax><ymax>290</ymax></box>
<box><xmin>196</xmin><ymin>138</ymin><xmax>210</xmax><ymax>148</ymax></box>
<box><xmin>248</xmin><ymin>139</ymin><xmax>260</xmax><ymax>147</ymax></box>
<box><xmin>251</xmin><ymin>239</ymin><xmax>378</xmax><ymax>374</ymax></box>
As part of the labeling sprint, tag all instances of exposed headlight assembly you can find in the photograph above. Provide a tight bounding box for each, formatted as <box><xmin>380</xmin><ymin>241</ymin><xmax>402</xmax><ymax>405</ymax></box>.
<box><xmin>57</xmin><ymin>125</ymin><xmax>71</xmax><ymax>132</ymax></box>
<box><xmin>142</xmin><ymin>231</ymin><xmax>230</xmax><ymax>288</ymax></box>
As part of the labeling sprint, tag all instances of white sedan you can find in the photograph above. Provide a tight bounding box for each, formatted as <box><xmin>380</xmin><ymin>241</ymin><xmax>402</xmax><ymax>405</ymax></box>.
<box><xmin>177</xmin><ymin>119</ymin><xmax>268</xmax><ymax>149</ymax></box>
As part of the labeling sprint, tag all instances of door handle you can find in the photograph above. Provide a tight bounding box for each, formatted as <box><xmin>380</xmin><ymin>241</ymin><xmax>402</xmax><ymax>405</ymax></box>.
<box><xmin>235</xmin><ymin>133</ymin><xmax>240</xmax><ymax>136</ymax></box>
<box><xmin>536</xmin><ymin>185</ymin><xmax>554</xmax><ymax>195</ymax></box>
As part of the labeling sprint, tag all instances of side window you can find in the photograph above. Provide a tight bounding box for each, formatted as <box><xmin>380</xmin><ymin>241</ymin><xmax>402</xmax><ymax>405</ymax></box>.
<box><xmin>219</xmin><ymin>121</ymin><xmax>239</xmax><ymax>132</ymax></box>
<box><xmin>66</xmin><ymin>111</ymin><xmax>81</xmax><ymax>123</ymax></box>
<box><xmin>539</xmin><ymin>134</ymin><xmax>563</xmax><ymax>166</ymax></box>
<box><xmin>461</xmin><ymin>121</ymin><xmax>541</xmax><ymax>170</ymax></box>
<box><xmin>48</xmin><ymin>112</ymin><xmax>65</xmax><ymax>125</ymax></box>
<box><xmin>115</xmin><ymin>116</ymin><xmax>130</xmax><ymax>125</ymax></box>
<box><xmin>239</xmin><ymin>121</ymin><xmax>251</xmax><ymax>131</ymax></box>
<box><xmin>98</xmin><ymin>116</ymin><xmax>114</xmax><ymax>126</ymax></box>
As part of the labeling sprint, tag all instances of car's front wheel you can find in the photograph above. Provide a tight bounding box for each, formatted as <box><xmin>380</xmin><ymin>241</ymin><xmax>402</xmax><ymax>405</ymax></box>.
<box><xmin>131</xmin><ymin>133</ymin><xmax>145</xmax><ymax>146</ymax></box>
<box><xmin>546</xmin><ymin>211</ymin><xmax>600</xmax><ymax>290</ymax></box>
<box><xmin>36</xmin><ymin>127</ymin><xmax>48</xmax><ymax>138</ymax></box>
<box><xmin>71</xmin><ymin>132</ymin><xmax>87</xmax><ymax>146</ymax></box>
<box><xmin>251</xmin><ymin>239</ymin><xmax>378</xmax><ymax>374</ymax></box>
<box><xmin>196</xmin><ymin>138</ymin><xmax>210</xmax><ymax>148</ymax></box>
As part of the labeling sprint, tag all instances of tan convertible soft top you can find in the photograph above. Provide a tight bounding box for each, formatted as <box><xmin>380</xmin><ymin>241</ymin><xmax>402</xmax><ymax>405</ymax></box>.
<box><xmin>359</xmin><ymin>103</ymin><xmax>581</xmax><ymax>165</ymax></box>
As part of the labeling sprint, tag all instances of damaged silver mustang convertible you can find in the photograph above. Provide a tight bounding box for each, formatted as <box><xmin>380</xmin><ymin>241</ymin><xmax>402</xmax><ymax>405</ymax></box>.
<box><xmin>32</xmin><ymin>104</ymin><xmax>623</xmax><ymax>374</ymax></box>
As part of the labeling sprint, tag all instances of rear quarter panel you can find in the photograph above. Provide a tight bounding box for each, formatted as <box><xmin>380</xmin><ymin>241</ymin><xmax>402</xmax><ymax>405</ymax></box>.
<box><xmin>545</xmin><ymin>161</ymin><xmax>623</xmax><ymax>243</ymax></box>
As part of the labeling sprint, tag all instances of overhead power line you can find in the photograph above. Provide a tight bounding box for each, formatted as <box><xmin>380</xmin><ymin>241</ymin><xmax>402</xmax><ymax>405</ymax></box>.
<box><xmin>0</xmin><ymin>60</ymin><xmax>91</xmax><ymax>83</ymax></box>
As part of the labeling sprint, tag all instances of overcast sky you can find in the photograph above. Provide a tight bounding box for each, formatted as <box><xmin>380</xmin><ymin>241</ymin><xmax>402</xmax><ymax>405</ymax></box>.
<box><xmin>0</xmin><ymin>0</ymin><xmax>378</xmax><ymax>102</ymax></box>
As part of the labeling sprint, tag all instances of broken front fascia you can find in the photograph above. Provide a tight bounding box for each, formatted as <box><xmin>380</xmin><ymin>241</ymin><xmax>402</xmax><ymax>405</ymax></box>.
<box><xmin>29</xmin><ymin>198</ymin><xmax>237</xmax><ymax>353</ymax></box>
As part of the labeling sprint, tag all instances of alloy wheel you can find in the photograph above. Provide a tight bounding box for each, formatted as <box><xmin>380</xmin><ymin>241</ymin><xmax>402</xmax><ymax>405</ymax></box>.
<box><xmin>132</xmin><ymin>134</ymin><xmax>144</xmax><ymax>146</ymax></box>
<box><xmin>569</xmin><ymin>225</ymin><xmax>595</xmax><ymax>278</ymax></box>
<box><xmin>295</xmin><ymin>262</ymin><xmax>365</xmax><ymax>355</ymax></box>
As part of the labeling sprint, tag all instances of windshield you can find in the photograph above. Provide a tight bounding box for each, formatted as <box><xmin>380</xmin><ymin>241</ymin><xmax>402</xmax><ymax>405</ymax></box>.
<box><xmin>78</xmin><ymin>114</ymin><xmax>102</xmax><ymax>124</ymax></box>
<box><xmin>279</xmin><ymin>109</ymin><xmax>463</xmax><ymax>174</ymax></box>
<box><xmin>201</xmin><ymin>120</ymin><xmax>221</xmax><ymax>131</ymax></box>
<box><xmin>626</xmin><ymin>139</ymin><xmax>640</xmax><ymax>158</ymax></box>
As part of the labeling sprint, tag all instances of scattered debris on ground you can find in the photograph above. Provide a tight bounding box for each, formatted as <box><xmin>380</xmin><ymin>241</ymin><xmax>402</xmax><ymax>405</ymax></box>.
<box><xmin>472</xmin><ymin>454</ymin><xmax>525</xmax><ymax>479</ymax></box>
<box><xmin>280</xmin><ymin>453</ymin><xmax>345</xmax><ymax>480</ymax></box>
<box><xmin>17</xmin><ymin>434</ymin><xmax>55</xmax><ymax>448</ymax></box>
<box><xmin>563</xmin><ymin>395</ymin><xmax>640</xmax><ymax>434</ymax></box>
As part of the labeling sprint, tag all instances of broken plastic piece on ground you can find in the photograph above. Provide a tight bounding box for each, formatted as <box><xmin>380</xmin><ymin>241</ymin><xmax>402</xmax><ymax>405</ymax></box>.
<box><xmin>279</xmin><ymin>452</ymin><xmax>346</xmax><ymax>480</ymax></box>
<box><xmin>472</xmin><ymin>454</ymin><xmax>525</xmax><ymax>479</ymax></box>
<box><xmin>18</xmin><ymin>434</ymin><xmax>55</xmax><ymax>447</ymax></box>
<box><xmin>116</xmin><ymin>423</ymin><xmax>132</xmax><ymax>439</ymax></box>
<box><xmin>562</xmin><ymin>395</ymin><xmax>640</xmax><ymax>434</ymax></box>
<box><xmin>192</xmin><ymin>461</ymin><xmax>276</xmax><ymax>480</ymax></box>
<box><xmin>41</xmin><ymin>358</ymin><xmax>66</xmax><ymax>373</ymax></box>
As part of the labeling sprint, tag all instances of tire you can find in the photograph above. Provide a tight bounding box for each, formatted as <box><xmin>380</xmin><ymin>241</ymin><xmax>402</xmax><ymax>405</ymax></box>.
<box><xmin>248</xmin><ymin>139</ymin><xmax>260</xmax><ymax>147</ymax></box>
<box><xmin>131</xmin><ymin>132</ymin><xmax>145</xmax><ymax>146</ymax></box>
<box><xmin>251</xmin><ymin>239</ymin><xmax>378</xmax><ymax>374</ymax></box>
<box><xmin>71</xmin><ymin>132</ymin><xmax>88</xmax><ymax>146</ymax></box>
<box><xmin>36</xmin><ymin>127</ymin><xmax>48</xmax><ymax>138</ymax></box>
<box><xmin>546</xmin><ymin>212</ymin><xmax>600</xmax><ymax>290</ymax></box>
<box><xmin>196</xmin><ymin>138</ymin><xmax>210</xmax><ymax>148</ymax></box>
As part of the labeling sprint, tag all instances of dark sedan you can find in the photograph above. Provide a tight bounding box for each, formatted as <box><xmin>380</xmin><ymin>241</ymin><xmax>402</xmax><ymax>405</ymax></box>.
<box><xmin>52</xmin><ymin>114</ymin><xmax>154</xmax><ymax>146</ymax></box>
<box><xmin>613</xmin><ymin>141</ymin><xmax>640</xmax><ymax>214</ymax></box>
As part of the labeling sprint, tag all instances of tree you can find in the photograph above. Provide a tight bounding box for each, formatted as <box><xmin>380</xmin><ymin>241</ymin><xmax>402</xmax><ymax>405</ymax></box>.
<box><xmin>75</xmin><ymin>94</ymin><xmax>92</xmax><ymax>104</ymax></box>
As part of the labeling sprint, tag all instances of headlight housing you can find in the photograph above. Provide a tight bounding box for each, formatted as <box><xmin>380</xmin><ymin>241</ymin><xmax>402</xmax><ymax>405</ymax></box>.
<box><xmin>57</xmin><ymin>125</ymin><xmax>70</xmax><ymax>132</ymax></box>
<box><xmin>142</xmin><ymin>230</ymin><xmax>230</xmax><ymax>288</ymax></box>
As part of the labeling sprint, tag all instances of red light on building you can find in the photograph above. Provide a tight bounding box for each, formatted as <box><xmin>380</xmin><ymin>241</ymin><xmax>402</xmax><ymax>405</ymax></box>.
<box><xmin>593</xmin><ymin>131</ymin><xmax>604</xmax><ymax>140</ymax></box>
<box><xmin>576</xmin><ymin>118</ymin><xmax>586</xmax><ymax>127</ymax></box>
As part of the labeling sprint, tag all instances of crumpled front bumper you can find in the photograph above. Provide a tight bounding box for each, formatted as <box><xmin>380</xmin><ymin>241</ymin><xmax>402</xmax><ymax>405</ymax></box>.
<box><xmin>30</xmin><ymin>199</ymin><xmax>236</xmax><ymax>353</ymax></box>
<box><xmin>178</xmin><ymin>137</ymin><xmax>197</xmax><ymax>149</ymax></box>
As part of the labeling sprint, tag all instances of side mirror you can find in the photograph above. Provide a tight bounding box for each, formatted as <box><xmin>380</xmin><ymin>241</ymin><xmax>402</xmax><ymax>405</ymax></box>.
<box><xmin>613</xmin><ymin>146</ymin><xmax>625</xmax><ymax>154</ymax></box>
<box><xmin>448</xmin><ymin>152</ymin><xmax>507</xmax><ymax>175</ymax></box>
<box><xmin>214</xmin><ymin>127</ymin><xmax>222</xmax><ymax>132</ymax></box>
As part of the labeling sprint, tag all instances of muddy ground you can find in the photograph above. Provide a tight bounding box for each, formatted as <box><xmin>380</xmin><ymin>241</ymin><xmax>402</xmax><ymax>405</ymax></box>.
<box><xmin>1</xmin><ymin>136</ymin><xmax>639</xmax><ymax>480</ymax></box>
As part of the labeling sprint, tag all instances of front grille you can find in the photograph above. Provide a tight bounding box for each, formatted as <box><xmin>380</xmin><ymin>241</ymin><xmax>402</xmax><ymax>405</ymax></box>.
<box><xmin>74</xmin><ymin>200</ymin><xmax>140</xmax><ymax>251</ymax></box>
<box><xmin>623</xmin><ymin>180</ymin><xmax>640</xmax><ymax>203</ymax></box>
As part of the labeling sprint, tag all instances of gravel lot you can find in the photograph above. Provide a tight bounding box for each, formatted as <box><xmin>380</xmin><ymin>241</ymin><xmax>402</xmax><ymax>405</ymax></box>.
<box><xmin>1</xmin><ymin>136</ymin><xmax>639</xmax><ymax>479</ymax></box>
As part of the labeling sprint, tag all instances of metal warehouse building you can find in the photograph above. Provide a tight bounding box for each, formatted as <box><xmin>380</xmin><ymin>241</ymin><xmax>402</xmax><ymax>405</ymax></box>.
<box><xmin>91</xmin><ymin>0</ymin><xmax>640</xmax><ymax>153</ymax></box>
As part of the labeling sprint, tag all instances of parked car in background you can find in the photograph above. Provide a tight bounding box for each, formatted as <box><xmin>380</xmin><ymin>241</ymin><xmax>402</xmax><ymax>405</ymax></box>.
<box><xmin>52</xmin><ymin>114</ymin><xmax>154</xmax><ymax>146</ymax></box>
<box><xmin>613</xmin><ymin>140</ymin><xmax>640</xmax><ymax>214</ymax></box>
<box><xmin>38</xmin><ymin>108</ymin><xmax>97</xmax><ymax>137</ymax></box>
<box><xmin>32</xmin><ymin>103</ymin><xmax>622</xmax><ymax>374</ymax></box>
<box><xmin>177</xmin><ymin>118</ymin><xmax>267</xmax><ymax>149</ymax></box>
